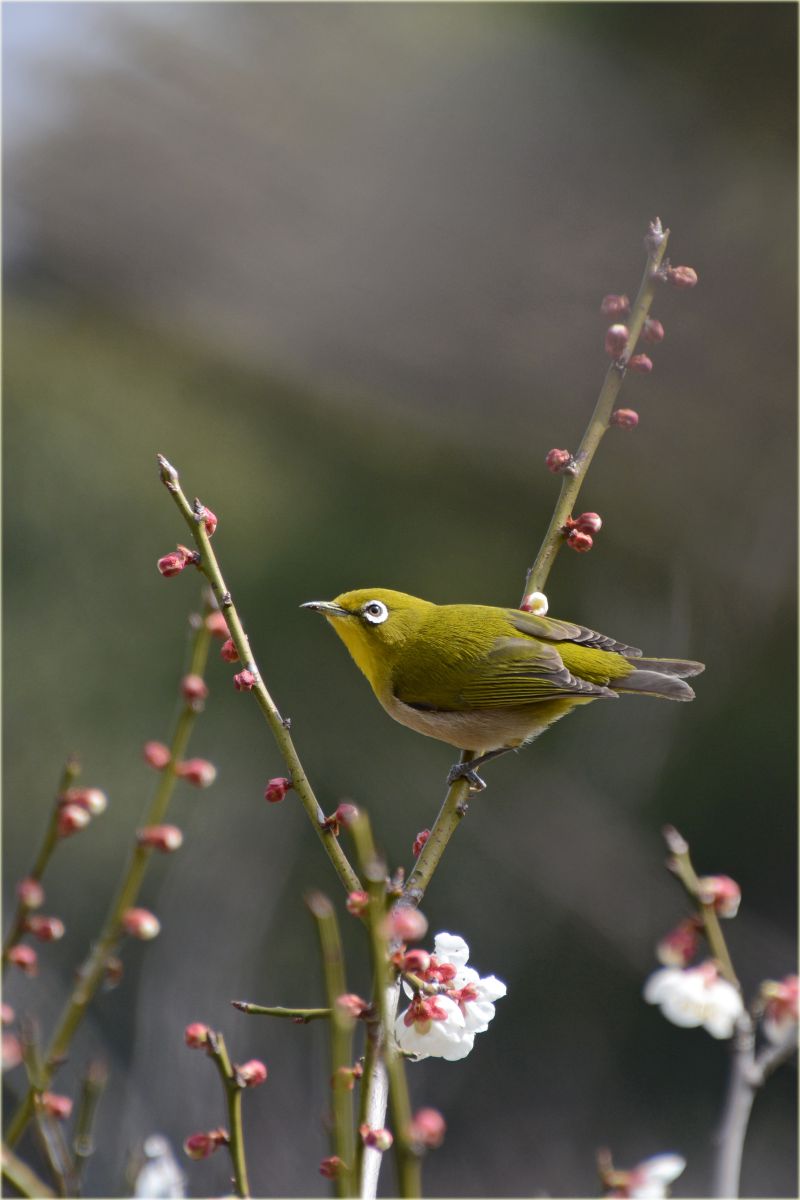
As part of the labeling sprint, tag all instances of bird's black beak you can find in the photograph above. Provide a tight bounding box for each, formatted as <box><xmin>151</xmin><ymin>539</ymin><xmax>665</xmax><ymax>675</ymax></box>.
<box><xmin>301</xmin><ymin>601</ymin><xmax>351</xmax><ymax>617</ymax></box>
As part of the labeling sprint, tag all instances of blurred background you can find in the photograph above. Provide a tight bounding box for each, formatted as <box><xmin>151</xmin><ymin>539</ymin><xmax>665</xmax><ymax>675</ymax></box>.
<box><xmin>3</xmin><ymin>3</ymin><xmax>796</xmax><ymax>1197</ymax></box>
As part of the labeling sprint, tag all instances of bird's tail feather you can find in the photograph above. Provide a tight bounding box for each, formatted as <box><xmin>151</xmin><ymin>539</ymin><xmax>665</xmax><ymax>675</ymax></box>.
<box><xmin>612</xmin><ymin>663</ymin><xmax>701</xmax><ymax>702</ymax></box>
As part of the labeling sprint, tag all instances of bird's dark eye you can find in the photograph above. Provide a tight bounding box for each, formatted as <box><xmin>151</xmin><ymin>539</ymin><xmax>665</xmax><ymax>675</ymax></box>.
<box><xmin>362</xmin><ymin>600</ymin><xmax>389</xmax><ymax>625</ymax></box>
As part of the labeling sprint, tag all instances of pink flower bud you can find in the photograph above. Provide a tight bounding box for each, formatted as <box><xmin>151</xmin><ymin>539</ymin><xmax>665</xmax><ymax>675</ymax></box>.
<box><xmin>137</xmin><ymin>824</ymin><xmax>183</xmax><ymax>852</ymax></box>
<box><xmin>199</xmin><ymin>506</ymin><xmax>218</xmax><ymax>537</ymax></box>
<box><xmin>122</xmin><ymin>908</ymin><xmax>161</xmax><ymax>940</ymax></box>
<box><xmin>143</xmin><ymin>741</ymin><xmax>171</xmax><ymax>770</ymax></box>
<box><xmin>628</xmin><ymin>353</ymin><xmax>653</xmax><ymax>374</ymax></box>
<box><xmin>600</xmin><ymin>294</ymin><xmax>630</xmax><ymax>318</ymax></box>
<box><xmin>176</xmin><ymin>759</ymin><xmax>217</xmax><ymax>788</ymax></box>
<box><xmin>264</xmin><ymin>776</ymin><xmax>292</xmax><ymax>804</ymax></box>
<box><xmin>2</xmin><ymin>1033</ymin><xmax>22</xmax><ymax>1072</ymax></box>
<box><xmin>643</xmin><ymin>318</ymin><xmax>665</xmax><ymax>343</ymax></box>
<box><xmin>604</xmin><ymin>324</ymin><xmax>629</xmax><ymax>358</ymax></box>
<box><xmin>545</xmin><ymin>448</ymin><xmax>573</xmax><ymax>474</ymax></box>
<box><xmin>385</xmin><ymin>906</ymin><xmax>428</xmax><ymax>943</ymax></box>
<box><xmin>666</xmin><ymin>265</ymin><xmax>698</xmax><ymax>289</ymax></box>
<box><xmin>408</xmin><ymin>1107</ymin><xmax>446</xmax><ymax>1149</ymax></box>
<box><xmin>181</xmin><ymin>674</ymin><xmax>208</xmax><ymax>705</ymax></box>
<box><xmin>1</xmin><ymin>1004</ymin><xmax>15</xmax><ymax>1025</ymax></box>
<box><xmin>336</xmin><ymin>994</ymin><xmax>370</xmax><ymax>1019</ymax></box>
<box><xmin>319</xmin><ymin>1156</ymin><xmax>344</xmax><ymax>1179</ymax></box>
<box><xmin>402</xmin><ymin>949</ymin><xmax>432</xmax><ymax>976</ymax></box>
<box><xmin>24</xmin><ymin>916</ymin><xmax>65</xmax><ymax>942</ymax></box>
<box><xmin>183</xmin><ymin>1129</ymin><xmax>228</xmax><ymax>1160</ymax></box>
<box><xmin>346</xmin><ymin>890</ymin><xmax>369</xmax><ymax>917</ymax></box>
<box><xmin>233</xmin><ymin>669</ymin><xmax>256</xmax><ymax>691</ymax></box>
<box><xmin>574</xmin><ymin>512</ymin><xmax>602</xmax><ymax>535</ymax></box>
<box><xmin>335</xmin><ymin>802</ymin><xmax>359</xmax><ymax>827</ymax></box>
<box><xmin>359</xmin><ymin>1125</ymin><xmax>393</xmax><ymax>1152</ymax></box>
<box><xmin>656</xmin><ymin>918</ymin><xmax>701</xmax><ymax>967</ymax></box>
<box><xmin>184</xmin><ymin>1022</ymin><xmax>211</xmax><ymax>1048</ymax></box>
<box><xmin>57</xmin><ymin>804</ymin><xmax>91</xmax><ymax>838</ymax></box>
<box><xmin>16</xmin><ymin>878</ymin><xmax>45</xmax><ymax>909</ymax></box>
<box><xmin>220</xmin><ymin>638</ymin><xmax>240</xmax><ymax>662</ymax></box>
<box><xmin>157</xmin><ymin>551</ymin><xmax>189</xmax><ymax>577</ymax></box>
<box><xmin>610</xmin><ymin>408</ymin><xmax>639</xmax><ymax>429</ymax></box>
<box><xmin>205</xmin><ymin>612</ymin><xmax>229</xmax><ymax>639</ymax></box>
<box><xmin>237</xmin><ymin>1059</ymin><xmax>268</xmax><ymax>1087</ymax></box>
<box><xmin>697</xmin><ymin>875</ymin><xmax>741</xmax><ymax>918</ymax></box>
<box><xmin>412</xmin><ymin>829</ymin><xmax>430</xmax><ymax>857</ymax></box>
<box><xmin>40</xmin><ymin>1092</ymin><xmax>73</xmax><ymax>1121</ymax></box>
<box><xmin>8</xmin><ymin>945</ymin><xmax>37</xmax><ymax>976</ymax></box>
<box><xmin>62</xmin><ymin>787</ymin><xmax>107</xmax><ymax>815</ymax></box>
<box><xmin>566</xmin><ymin>529</ymin><xmax>593</xmax><ymax>553</ymax></box>
<box><xmin>761</xmin><ymin>975</ymin><xmax>799</xmax><ymax>1044</ymax></box>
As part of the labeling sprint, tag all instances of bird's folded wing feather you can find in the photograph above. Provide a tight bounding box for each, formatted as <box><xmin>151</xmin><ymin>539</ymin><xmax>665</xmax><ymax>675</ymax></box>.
<box><xmin>393</xmin><ymin>635</ymin><xmax>614</xmax><ymax>711</ymax></box>
<box><xmin>507</xmin><ymin>610</ymin><xmax>643</xmax><ymax>656</ymax></box>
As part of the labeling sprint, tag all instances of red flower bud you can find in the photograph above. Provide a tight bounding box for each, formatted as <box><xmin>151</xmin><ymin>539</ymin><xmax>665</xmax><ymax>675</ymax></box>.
<box><xmin>335</xmin><ymin>802</ymin><xmax>359</xmax><ymax>827</ymax></box>
<box><xmin>408</xmin><ymin>1107</ymin><xmax>446</xmax><ymax>1149</ymax></box>
<box><xmin>233</xmin><ymin>669</ymin><xmax>256</xmax><ymax>691</ymax></box>
<box><xmin>656</xmin><ymin>918</ymin><xmax>701</xmax><ymax>967</ymax></box>
<box><xmin>264</xmin><ymin>777</ymin><xmax>292</xmax><ymax>804</ymax></box>
<box><xmin>183</xmin><ymin>1129</ymin><xmax>228</xmax><ymax>1160</ymax></box>
<box><xmin>574</xmin><ymin>512</ymin><xmax>602</xmax><ymax>535</ymax></box>
<box><xmin>157</xmin><ymin>551</ymin><xmax>188</xmax><ymax>578</ymax></box>
<box><xmin>199</xmin><ymin>506</ymin><xmax>218</xmax><ymax>537</ymax></box>
<box><xmin>40</xmin><ymin>1092</ymin><xmax>73</xmax><ymax>1121</ymax></box>
<box><xmin>336</xmin><ymin>994</ymin><xmax>370</xmax><ymax>1019</ymax></box>
<box><xmin>8</xmin><ymin>945</ymin><xmax>37</xmax><ymax>975</ymax></box>
<box><xmin>604</xmin><ymin>324</ymin><xmax>629</xmax><ymax>358</ymax></box>
<box><xmin>137</xmin><ymin>824</ymin><xmax>183</xmax><ymax>852</ymax></box>
<box><xmin>175</xmin><ymin>759</ymin><xmax>217</xmax><ymax>788</ymax></box>
<box><xmin>600</xmin><ymin>294</ymin><xmax>630</xmax><ymax>317</ymax></box>
<box><xmin>62</xmin><ymin>787</ymin><xmax>107</xmax><ymax>815</ymax></box>
<box><xmin>385</xmin><ymin>906</ymin><xmax>428</xmax><ymax>943</ymax></box>
<box><xmin>16</xmin><ymin>878</ymin><xmax>44</xmax><ymax>909</ymax></box>
<box><xmin>205</xmin><ymin>612</ymin><xmax>229</xmax><ymax>638</ymax></box>
<box><xmin>122</xmin><ymin>908</ymin><xmax>161</xmax><ymax>940</ymax></box>
<box><xmin>181</xmin><ymin>674</ymin><xmax>208</xmax><ymax>705</ymax></box>
<box><xmin>57</xmin><ymin>804</ymin><xmax>91</xmax><ymax>838</ymax></box>
<box><xmin>610</xmin><ymin>408</ymin><xmax>639</xmax><ymax>429</ymax></box>
<box><xmin>220</xmin><ymin>638</ymin><xmax>240</xmax><ymax>662</ymax></box>
<box><xmin>666</xmin><ymin>265</ymin><xmax>698</xmax><ymax>289</ymax></box>
<box><xmin>346</xmin><ymin>890</ymin><xmax>369</xmax><ymax>917</ymax></box>
<box><xmin>545</xmin><ymin>448</ymin><xmax>573</xmax><ymax>474</ymax></box>
<box><xmin>402</xmin><ymin>949</ymin><xmax>432</xmax><ymax>976</ymax></box>
<box><xmin>628</xmin><ymin>353</ymin><xmax>653</xmax><ymax>374</ymax></box>
<box><xmin>566</xmin><ymin>529</ymin><xmax>593</xmax><ymax>552</ymax></box>
<box><xmin>184</xmin><ymin>1022</ymin><xmax>211</xmax><ymax>1048</ymax></box>
<box><xmin>643</xmin><ymin>318</ymin><xmax>665</xmax><ymax>343</ymax></box>
<box><xmin>319</xmin><ymin>1156</ymin><xmax>345</xmax><ymax>1179</ymax></box>
<box><xmin>412</xmin><ymin>829</ymin><xmax>430</xmax><ymax>857</ymax></box>
<box><xmin>24</xmin><ymin>915</ymin><xmax>65</xmax><ymax>942</ymax></box>
<box><xmin>697</xmin><ymin>875</ymin><xmax>741</xmax><ymax>919</ymax></box>
<box><xmin>359</xmin><ymin>1125</ymin><xmax>393</xmax><ymax>1152</ymax></box>
<box><xmin>236</xmin><ymin>1059</ymin><xmax>268</xmax><ymax>1087</ymax></box>
<box><xmin>143</xmin><ymin>741</ymin><xmax>171</xmax><ymax>770</ymax></box>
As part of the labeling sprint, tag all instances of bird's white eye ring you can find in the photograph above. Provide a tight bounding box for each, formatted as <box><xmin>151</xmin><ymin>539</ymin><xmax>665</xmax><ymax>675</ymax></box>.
<box><xmin>362</xmin><ymin>600</ymin><xmax>389</xmax><ymax>625</ymax></box>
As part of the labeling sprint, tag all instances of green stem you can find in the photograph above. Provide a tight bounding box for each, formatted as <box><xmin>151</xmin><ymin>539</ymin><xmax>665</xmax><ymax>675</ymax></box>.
<box><xmin>72</xmin><ymin>1059</ymin><xmax>108</xmax><ymax>1184</ymax></box>
<box><xmin>306</xmin><ymin>893</ymin><xmax>356</xmax><ymax>1198</ymax></box>
<box><xmin>662</xmin><ymin>825</ymin><xmax>739</xmax><ymax>988</ymax></box>
<box><xmin>207</xmin><ymin>1032</ymin><xmax>251</xmax><ymax>1199</ymax></box>
<box><xmin>231</xmin><ymin>1002</ymin><xmax>331</xmax><ymax>1021</ymax></box>
<box><xmin>2</xmin><ymin>757</ymin><xmax>81</xmax><ymax>969</ymax></box>
<box><xmin>2</xmin><ymin>1144</ymin><xmax>56</xmax><ymax>1199</ymax></box>
<box><xmin>157</xmin><ymin>456</ymin><xmax>361</xmax><ymax>896</ymax></box>
<box><xmin>523</xmin><ymin>220</ymin><xmax>671</xmax><ymax>598</ymax></box>
<box><xmin>4</xmin><ymin>610</ymin><xmax>212</xmax><ymax>1149</ymax></box>
<box><xmin>350</xmin><ymin>815</ymin><xmax>420</xmax><ymax>1199</ymax></box>
<box><xmin>354</xmin><ymin>1020</ymin><xmax>379</xmax><ymax>1186</ymax></box>
<box><xmin>402</xmin><ymin>758</ymin><xmax>472</xmax><ymax>906</ymax></box>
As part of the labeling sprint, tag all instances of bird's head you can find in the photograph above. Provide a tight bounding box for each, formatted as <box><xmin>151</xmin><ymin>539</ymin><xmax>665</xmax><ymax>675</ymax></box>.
<box><xmin>301</xmin><ymin>588</ymin><xmax>434</xmax><ymax>690</ymax></box>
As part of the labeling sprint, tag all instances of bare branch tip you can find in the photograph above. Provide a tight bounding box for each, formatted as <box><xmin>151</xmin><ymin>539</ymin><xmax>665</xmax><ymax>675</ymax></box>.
<box><xmin>662</xmin><ymin>824</ymin><xmax>689</xmax><ymax>855</ymax></box>
<box><xmin>157</xmin><ymin>454</ymin><xmax>179</xmax><ymax>485</ymax></box>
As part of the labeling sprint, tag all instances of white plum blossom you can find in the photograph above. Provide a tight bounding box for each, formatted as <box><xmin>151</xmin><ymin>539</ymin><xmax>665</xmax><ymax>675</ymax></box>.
<box><xmin>395</xmin><ymin>933</ymin><xmax>507</xmax><ymax>1061</ymax></box>
<box><xmin>644</xmin><ymin>961</ymin><xmax>743</xmax><ymax>1039</ymax></box>
<box><xmin>626</xmin><ymin>1153</ymin><xmax>687</xmax><ymax>1198</ymax></box>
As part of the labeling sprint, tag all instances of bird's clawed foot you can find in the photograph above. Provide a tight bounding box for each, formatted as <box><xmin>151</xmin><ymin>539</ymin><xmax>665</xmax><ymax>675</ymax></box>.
<box><xmin>446</xmin><ymin>762</ymin><xmax>487</xmax><ymax>792</ymax></box>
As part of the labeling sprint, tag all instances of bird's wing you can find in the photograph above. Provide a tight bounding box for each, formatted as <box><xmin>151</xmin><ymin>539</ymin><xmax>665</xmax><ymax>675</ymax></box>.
<box><xmin>507</xmin><ymin>609</ymin><xmax>643</xmax><ymax>657</ymax></box>
<box><xmin>393</xmin><ymin>635</ymin><xmax>614</xmax><ymax>711</ymax></box>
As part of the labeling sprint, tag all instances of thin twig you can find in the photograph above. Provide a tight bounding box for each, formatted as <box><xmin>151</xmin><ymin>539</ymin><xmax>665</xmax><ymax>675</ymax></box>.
<box><xmin>157</xmin><ymin>455</ymin><xmax>361</xmax><ymax>896</ymax></box>
<box><xmin>662</xmin><ymin>825</ymin><xmax>738</xmax><ymax>988</ymax></box>
<box><xmin>231</xmin><ymin>1001</ymin><xmax>331</xmax><ymax>1021</ymax></box>
<box><xmin>2</xmin><ymin>1143</ymin><xmax>56</xmax><ymax>1199</ymax></box>
<box><xmin>206</xmin><ymin>1031</ymin><xmax>251</xmax><ymax>1199</ymax></box>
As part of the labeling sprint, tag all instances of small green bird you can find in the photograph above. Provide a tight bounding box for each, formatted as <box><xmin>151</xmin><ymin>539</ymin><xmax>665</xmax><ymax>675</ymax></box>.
<box><xmin>302</xmin><ymin>588</ymin><xmax>704</xmax><ymax>789</ymax></box>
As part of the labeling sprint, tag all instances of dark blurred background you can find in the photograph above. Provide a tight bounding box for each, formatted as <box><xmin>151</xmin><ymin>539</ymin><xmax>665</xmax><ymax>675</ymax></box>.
<box><xmin>3</xmin><ymin>4</ymin><xmax>797</xmax><ymax>1197</ymax></box>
